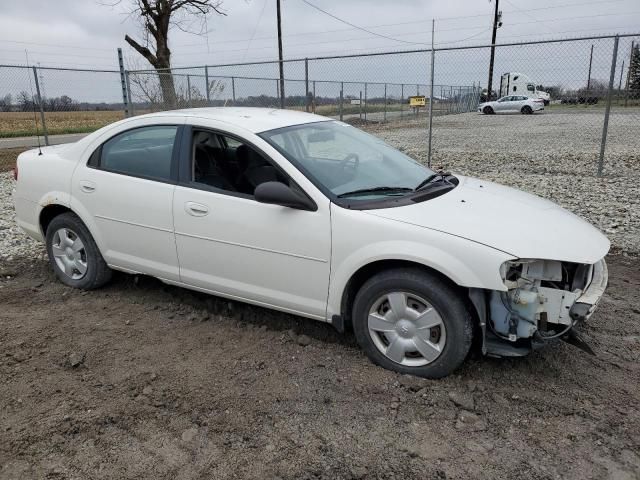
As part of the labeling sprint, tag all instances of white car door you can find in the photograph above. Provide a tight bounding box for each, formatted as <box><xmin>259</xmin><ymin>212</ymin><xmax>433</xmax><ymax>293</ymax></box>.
<box><xmin>172</xmin><ymin>125</ymin><xmax>331</xmax><ymax>320</ymax></box>
<box><xmin>71</xmin><ymin>123</ymin><xmax>183</xmax><ymax>281</ymax></box>
<box><xmin>514</xmin><ymin>96</ymin><xmax>527</xmax><ymax>111</ymax></box>
<box><xmin>494</xmin><ymin>97</ymin><xmax>510</xmax><ymax>112</ymax></box>
<box><xmin>505</xmin><ymin>96</ymin><xmax>520</xmax><ymax>112</ymax></box>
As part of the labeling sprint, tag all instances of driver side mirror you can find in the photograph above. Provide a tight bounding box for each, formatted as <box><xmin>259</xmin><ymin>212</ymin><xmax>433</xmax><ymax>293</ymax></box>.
<box><xmin>254</xmin><ymin>181</ymin><xmax>317</xmax><ymax>211</ymax></box>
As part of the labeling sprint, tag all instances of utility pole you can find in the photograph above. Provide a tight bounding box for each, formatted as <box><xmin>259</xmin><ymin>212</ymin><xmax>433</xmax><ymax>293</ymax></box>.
<box><xmin>277</xmin><ymin>0</ymin><xmax>285</xmax><ymax>109</ymax></box>
<box><xmin>587</xmin><ymin>44</ymin><xmax>594</xmax><ymax>91</ymax></box>
<box><xmin>487</xmin><ymin>0</ymin><xmax>502</xmax><ymax>101</ymax></box>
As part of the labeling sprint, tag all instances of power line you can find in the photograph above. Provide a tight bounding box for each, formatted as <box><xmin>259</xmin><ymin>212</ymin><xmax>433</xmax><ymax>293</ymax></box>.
<box><xmin>0</xmin><ymin>48</ymin><xmax>114</xmax><ymax>60</ymax></box>
<box><xmin>434</xmin><ymin>28</ymin><xmax>493</xmax><ymax>46</ymax></box>
<box><xmin>299</xmin><ymin>0</ymin><xmax>429</xmax><ymax>45</ymax></box>
<box><xmin>0</xmin><ymin>39</ymin><xmax>114</xmax><ymax>52</ymax></box>
<box><xmin>171</xmin><ymin>0</ymin><xmax>633</xmax><ymax>50</ymax></box>
<box><xmin>240</xmin><ymin>0</ymin><xmax>268</xmax><ymax>62</ymax></box>
<box><xmin>502</xmin><ymin>0</ymin><xmax>556</xmax><ymax>34</ymax></box>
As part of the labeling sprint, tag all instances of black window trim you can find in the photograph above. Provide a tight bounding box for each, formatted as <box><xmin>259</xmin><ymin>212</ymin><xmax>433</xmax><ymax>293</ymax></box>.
<box><xmin>86</xmin><ymin>124</ymin><xmax>184</xmax><ymax>185</ymax></box>
<box><xmin>177</xmin><ymin>124</ymin><xmax>318</xmax><ymax>211</ymax></box>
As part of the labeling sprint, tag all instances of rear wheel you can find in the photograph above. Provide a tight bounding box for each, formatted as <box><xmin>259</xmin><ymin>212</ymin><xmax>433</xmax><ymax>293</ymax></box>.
<box><xmin>483</xmin><ymin>106</ymin><xmax>494</xmax><ymax>115</ymax></box>
<box><xmin>45</xmin><ymin>212</ymin><xmax>112</xmax><ymax>289</ymax></box>
<box><xmin>521</xmin><ymin>106</ymin><xmax>533</xmax><ymax>114</ymax></box>
<box><xmin>352</xmin><ymin>268</ymin><xmax>473</xmax><ymax>379</ymax></box>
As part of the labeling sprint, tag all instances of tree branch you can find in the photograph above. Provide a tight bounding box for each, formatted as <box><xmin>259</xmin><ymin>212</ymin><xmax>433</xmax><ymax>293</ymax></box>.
<box><xmin>124</xmin><ymin>34</ymin><xmax>158</xmax><ymax>66</ymax></box>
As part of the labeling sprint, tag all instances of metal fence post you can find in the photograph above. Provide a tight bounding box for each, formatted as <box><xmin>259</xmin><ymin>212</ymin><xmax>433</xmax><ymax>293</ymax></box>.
<box><xmin>364</xmin><ymin>82</ymin><xmax>368</xmax><ymax>122</ymax></box>
<box><xmin>383</xmin><ymin>83</ymin><xmax>387</xmax><ymax>122</ymax></box>
<box><xmin>187</xmin><ymin>75</ymin><xmax>192</xmax><ymax>107</ymax></box>
<box><xmin>32</xmin><ymin>66</ymin><xmax>49</xmax><ymax>146</ymax></box>
<box><xmin>359</xmin><ymin>90</ymin><xmax>362</xmax><ymax>120</ymax></box>
<box><xmin>205</xmin><ymin>66</ymin><xmax>211</xmax><ymax>105</ymax></box>
<box><xmin>598</xmin><ymin>35</ymin><xmax>620</xmax><ymax>177</ymax></box>
<box><xmin>339</xmin><ymin>82</ymin><xmax>344</xmax><ymax>121</ymax></box>
<box><xmin>125</xmin><ymin>71</ymin><xmax>134</xmax><ymax>116</ymax></box>
<box><xmin>312</xmin><ymin>80</ymin><xmax>316</xmax><ymax>113</ymax></box>
<box><xmin>305</xmin><ymin>58</ymin><xmax>309</xmax><ymax>112</ymax></box>
<box><xmin>427</xmin><ymin>46</ymin><xmax>435</xmax><ymax>168</ymax></box>
<box><xmin>231</xmin><ymin>76</ymin><xmax>236</xmax><ymax>105</ymax></box>
<box><xmin>400</xmin><ymin>84</ymin><xmax>404</xmax><ymax>119</ymax></box>
<box><xmin>117</xmin><ymin>47</ymin><xmax>129</xmax><ymax>118</ymax></box>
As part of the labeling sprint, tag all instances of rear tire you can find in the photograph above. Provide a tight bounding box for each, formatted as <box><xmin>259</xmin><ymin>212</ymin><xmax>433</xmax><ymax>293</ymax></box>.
<box><xmin>483</xmin><ymin>106</ymin><xmax>494</xmax><ymax>115</ymax></box>
<box><xmin>352</xmin><ymin>268</ymin><xmax>473</xmax><ymax>379</ymax></box>
<box><xmin>45</xmin><ymin>212</ymin><xmax>112</xmax><ymax>290</ymax></box>
<box><xmin>521</xmin><ymin>106</ymin><xmax>533</xmax><ymax>115</ymax></box>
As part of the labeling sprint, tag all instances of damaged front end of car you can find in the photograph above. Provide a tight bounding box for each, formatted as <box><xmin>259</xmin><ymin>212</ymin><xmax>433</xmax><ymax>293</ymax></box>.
<box><xmin>473</xmin><ymin>258</ymin><xmax>608</xmax><ymax>357</ymax></box>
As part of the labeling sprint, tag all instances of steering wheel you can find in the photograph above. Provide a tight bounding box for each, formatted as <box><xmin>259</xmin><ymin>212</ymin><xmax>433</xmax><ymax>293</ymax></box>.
<box><xmin>340</xmin><ymin>153</ymin><xmax>360</xmax><ymax>176</ymax></box>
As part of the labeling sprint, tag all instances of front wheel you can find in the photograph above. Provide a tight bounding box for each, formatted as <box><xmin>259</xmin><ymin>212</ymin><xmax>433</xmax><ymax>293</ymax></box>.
<box><xmin>483</xmin><ymin>106</ymin><xmax>494</xmax><ymax>115</ymax></box>
<box><xmin>352</xmin><ymin>268</ymin><xmax>473</xmax><ymax>379</ymax></box>
<box><xmin>46</xmin><ymin>212</ymin><xmax>112</xmax><ymax>289</ymax></box>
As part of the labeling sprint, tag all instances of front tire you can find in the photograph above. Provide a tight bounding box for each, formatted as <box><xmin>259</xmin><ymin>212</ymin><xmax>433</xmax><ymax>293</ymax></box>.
<box><xmin>483</xmin><ymin>106</ymin><xmax>494</xmax><ymax>115</ymax></box>
<box><xmin>45</xmin><ymin>212</ymin><xmax>112</xmax><ymax>289</ymax></box>
<box><xmin>352</xmin><ymin>268</ymin><xmax>473</xmax><ymax>379</ymax></box>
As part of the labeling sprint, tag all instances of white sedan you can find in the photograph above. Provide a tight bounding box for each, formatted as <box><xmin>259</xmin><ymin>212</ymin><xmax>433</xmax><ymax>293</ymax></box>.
<box><xmin>479</xmin><ymin>95</ymin><xmax>545</xmax><ymax>115</ymax></box>
<box><xmin>13</xmin><ymin>108</ymin><xmax>608</xmax><ymax>378</ymax></box>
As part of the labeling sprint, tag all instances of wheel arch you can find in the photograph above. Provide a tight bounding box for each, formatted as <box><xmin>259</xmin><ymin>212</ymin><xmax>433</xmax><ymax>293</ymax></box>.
<box><xmin>336</xmin><ymin>259</ymin><xmax>472</xmax><ymax>333</ymax></box>
<box><xmin>38</xmin><ymin>202</ymin><xmax>106</xmax><ymax>256</ymax></box>
<box><xmin>39</xmin><ymin>204</ymin><xmax>73</xmax><ymax>237</ymax></box>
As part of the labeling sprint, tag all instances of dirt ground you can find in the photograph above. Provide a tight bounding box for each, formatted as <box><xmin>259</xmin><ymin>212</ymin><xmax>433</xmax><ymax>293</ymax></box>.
<box><xmin>1</xmin><ymin>255</ymin><xmax>639</xmax><ymax>480</ymax></box>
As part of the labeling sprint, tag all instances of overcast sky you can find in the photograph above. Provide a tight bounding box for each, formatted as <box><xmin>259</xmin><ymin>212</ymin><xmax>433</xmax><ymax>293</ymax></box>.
<box><xmin>1</xmin><ymin>0</ymin><xmax>638</xmax><ymax>101</ymax></box>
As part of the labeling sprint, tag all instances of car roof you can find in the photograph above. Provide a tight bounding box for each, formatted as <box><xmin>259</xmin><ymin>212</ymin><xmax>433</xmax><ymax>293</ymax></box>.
<box><xmin>148</xmin><ymin>107</ymin><xmax>330</xmax><ymax>133</ymax></box>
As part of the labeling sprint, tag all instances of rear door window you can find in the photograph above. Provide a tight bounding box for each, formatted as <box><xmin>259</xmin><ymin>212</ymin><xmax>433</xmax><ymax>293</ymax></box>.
<box><xmin>97</xmin><ymin>126</ymin><xmax>178</xmax><ymax>181</ymax></box>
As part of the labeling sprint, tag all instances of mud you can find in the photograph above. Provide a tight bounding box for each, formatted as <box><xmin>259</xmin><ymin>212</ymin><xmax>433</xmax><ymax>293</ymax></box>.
<box><xmin>1</xmin><ymin>255</ymin><xmax>639</xmax><ymax>480</ymax></box>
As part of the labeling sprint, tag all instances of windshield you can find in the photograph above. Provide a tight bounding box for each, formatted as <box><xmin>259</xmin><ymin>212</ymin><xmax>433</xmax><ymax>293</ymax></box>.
<box><xmin>259</xmin><ymin>121</ymin><xmax>434</xmax><ymax>200</ymax></box>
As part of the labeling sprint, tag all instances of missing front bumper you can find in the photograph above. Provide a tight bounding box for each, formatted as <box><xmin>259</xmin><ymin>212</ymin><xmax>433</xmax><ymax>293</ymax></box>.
<box><xmin>482</xmin><ymin>258</ymin><xmax>608</xmax><ymax>357</ymax></box>
<box><xmin>569</xmin><ymin>258</ymin><xmax>608</xmax><ymax>322</ymax></box>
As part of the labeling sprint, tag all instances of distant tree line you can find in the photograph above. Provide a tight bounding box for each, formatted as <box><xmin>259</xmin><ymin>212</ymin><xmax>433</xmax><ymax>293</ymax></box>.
<box><xmin>0</xmin><ymin>91</ymin><xmax>124</xmax><ymax>112</ymax></box>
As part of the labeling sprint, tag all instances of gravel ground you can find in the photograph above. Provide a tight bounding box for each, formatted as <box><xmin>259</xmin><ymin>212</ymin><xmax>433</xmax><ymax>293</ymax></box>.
<box><xmin>0</xmin><ymin>172</ymin><xmax>43</xmax><ymax>262</ymax></box>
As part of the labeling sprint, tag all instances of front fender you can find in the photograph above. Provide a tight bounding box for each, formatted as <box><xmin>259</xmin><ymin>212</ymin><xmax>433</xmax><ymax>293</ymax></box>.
<box><xmin>327</xmin><ymin>206</ymin><xmax>514</xmax><ymax>320</ymax></box>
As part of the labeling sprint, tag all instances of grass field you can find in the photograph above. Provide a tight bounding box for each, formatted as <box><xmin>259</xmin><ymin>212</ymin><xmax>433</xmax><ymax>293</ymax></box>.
<box><xmin>0</xmin><ymin>111</ymin><xmax>124</xmax><ymax>138</ymax></box>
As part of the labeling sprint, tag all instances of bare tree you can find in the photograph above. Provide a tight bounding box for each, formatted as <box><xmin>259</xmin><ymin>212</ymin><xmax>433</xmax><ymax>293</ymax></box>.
<box><xmin>17</xmin><ymin>91</ymin><xmax>34</xmax><ymax>112</ymax></box>
<box><xmin>110</xmin><ymin>0</ymin><xmax>226</xmax><ymax>108</ymax></box>
<box><xmin>0</xmin><ymin>94</ymin><xmax>12</xmax><ymax>112</ymax></box>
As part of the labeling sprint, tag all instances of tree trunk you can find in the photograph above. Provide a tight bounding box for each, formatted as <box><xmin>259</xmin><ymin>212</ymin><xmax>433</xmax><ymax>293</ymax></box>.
<box><xmin>158</xmin><ymin>72</ymin><xmax>177</xmax><ymax>109</ymax></box>
<box><xmin>125</xmin><ymin>34</ymin><xmax>177</xmax><ymax>109</ymax></box>
<box><xmin>156</xmin><ymin>51</ymin><xmax>176</xmax><ymax>109</ymax></box>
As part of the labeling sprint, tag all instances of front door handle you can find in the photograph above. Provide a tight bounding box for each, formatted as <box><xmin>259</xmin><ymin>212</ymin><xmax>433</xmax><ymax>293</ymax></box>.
<box><xmin>185</xmin><ymin>201</ymin><xmax>209</xmax><ymax>217</ymax></box>
<box><xmin>79</xmin><ymin>180</ymin><xmax>96</xmax><ymax>193</ymax></box>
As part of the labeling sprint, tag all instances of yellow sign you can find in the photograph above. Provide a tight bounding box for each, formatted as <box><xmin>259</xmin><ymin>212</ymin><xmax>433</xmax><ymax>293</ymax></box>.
<box><xmin>409</xmin><ymin>95</ymin><xmax>427</xmax><ymax>107</ymax></box>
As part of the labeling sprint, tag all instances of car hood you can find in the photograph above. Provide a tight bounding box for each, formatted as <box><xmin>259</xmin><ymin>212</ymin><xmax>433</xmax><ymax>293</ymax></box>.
<box><xmin>366</xmin><ymin>175</ymin><xmax>610</xmax><ymax>264</ymax></box>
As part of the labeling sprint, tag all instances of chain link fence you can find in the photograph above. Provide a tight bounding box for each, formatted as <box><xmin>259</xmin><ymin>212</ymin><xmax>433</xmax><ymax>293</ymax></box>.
<box><xmin>1</xmin><ymin>33</ymin><xmax>639</xmax><ymax>177</ymax></box>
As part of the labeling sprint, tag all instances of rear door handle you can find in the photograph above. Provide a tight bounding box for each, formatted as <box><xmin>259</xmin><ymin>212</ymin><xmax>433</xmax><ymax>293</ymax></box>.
<box><xmin>79</xmin><ymin>180</ymin><xmax>96</xmax><ymax>193</ymax></box>
<box><xmin>185</xmin><ymin>201</ymin><xmax>209</xmax><ymax>217</ymax></box>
